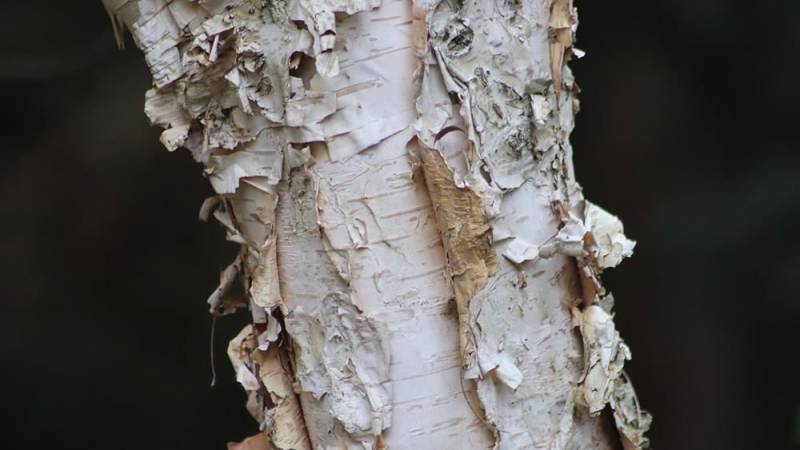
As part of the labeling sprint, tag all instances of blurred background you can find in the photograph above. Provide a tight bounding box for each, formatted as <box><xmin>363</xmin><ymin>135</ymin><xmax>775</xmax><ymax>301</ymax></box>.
<box><xmin>1</xmin><ymin>1</ymin><xmax>798</xmax><ymax>449</ymax></box>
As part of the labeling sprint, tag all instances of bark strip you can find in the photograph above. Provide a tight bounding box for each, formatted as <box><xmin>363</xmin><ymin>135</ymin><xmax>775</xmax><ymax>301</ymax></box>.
<box><xmin>417</xmin><ymin>143</ymin><xmax>497</xmax><ymax>364</ymax></box>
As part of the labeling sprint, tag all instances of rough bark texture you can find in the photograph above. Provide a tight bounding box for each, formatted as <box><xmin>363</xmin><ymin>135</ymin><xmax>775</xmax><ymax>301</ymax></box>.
<box><xmin>104</xmin><ymin>0</ymin><xmax>651</xmax><ymax>448</ymax></box>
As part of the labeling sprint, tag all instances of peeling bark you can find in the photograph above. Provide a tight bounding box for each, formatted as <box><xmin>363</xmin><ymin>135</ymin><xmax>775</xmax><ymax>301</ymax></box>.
<box><xmin>228</xmin><ymin>432</ymin><xmax>272</xmax><ymax>450</ymax></box>
<box><xmin>416</xmin><ymin>142</ymin><xmax>497</xmax><ymax>364</ymax></box>
<box><xmin>228</xmin><ymin>325</ymin><xmax>312</xmax><ymax>449</ymax></box>
<box><xmin>105</xmin><ymin>0</ymin><xmax>651</xmax><ymax>448</ymax></box>
<box><xmin>286</xmin><ymin>292</ymin><xmax>392</xmax><ymax>440</ymax></box>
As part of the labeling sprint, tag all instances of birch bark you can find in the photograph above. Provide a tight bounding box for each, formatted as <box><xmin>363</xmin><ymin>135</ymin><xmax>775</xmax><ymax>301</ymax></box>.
<box><xmin>104</xmin><ymin>0</ymin><xmax>651</xmax><ymax>449</ymax></box>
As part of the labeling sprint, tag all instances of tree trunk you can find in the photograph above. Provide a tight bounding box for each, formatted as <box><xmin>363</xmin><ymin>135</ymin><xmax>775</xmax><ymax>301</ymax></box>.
<box><xmin>104</xmin><ymin>0</ymin><xmax>651</xmax><ymax>449</ymax></box>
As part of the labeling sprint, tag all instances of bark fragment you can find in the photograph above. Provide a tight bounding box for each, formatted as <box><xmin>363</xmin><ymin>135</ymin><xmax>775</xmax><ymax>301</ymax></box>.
<box><xmin>228</xmin><ymin>325</ymin><xmax>312</xmax><ymax>450</ymax></box>
<box><xmin>285</xmin><ymin>292</ymin><xmax>392</xmax><ymax>442</ymax></box>
<box><xmin>291</xmin><ymin>0</ymin><xmax>382</xmax><ymax>77</ymax></box>
<box><xmin>227</xmin><ymin>432</ymin><xmax>272</xmax><ymax>450</ymax></box>
<box><xmin>574</xmin><ymin>305</ymin><xmax>652</xmax><ymax>449</ymax></box>
<box><xmin>584</xmin><ymin>201</ymin><xmax>636</xmax><ymax>271</ymax></box>
<box><xmin>416</xmin><ymin>143</ymin><xmax>497</xmax><ymax>363</ymax></box>
<box><xmin>549</xmin><ymin>0</ymin><xmax>577</xmax><ymax>99</ymax></box>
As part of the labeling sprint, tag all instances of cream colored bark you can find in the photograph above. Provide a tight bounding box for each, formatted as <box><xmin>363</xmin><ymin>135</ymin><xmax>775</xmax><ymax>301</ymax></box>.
<box><xmin>104</xmin><ymin>0</ymin><xmax>651</xmax><ymax>449</ymax></box>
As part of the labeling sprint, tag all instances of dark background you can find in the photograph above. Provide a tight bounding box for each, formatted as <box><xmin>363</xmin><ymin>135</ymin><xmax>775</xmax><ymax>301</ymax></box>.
<box><xmin>2</xmin><ymin>1</ymin><xmax>798</xmax><ymax>449</ymax></box>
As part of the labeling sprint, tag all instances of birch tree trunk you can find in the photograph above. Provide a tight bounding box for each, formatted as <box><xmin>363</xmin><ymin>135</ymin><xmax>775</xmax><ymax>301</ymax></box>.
<box><xmin>104</xmin><ymin>0</ymin><xmax>651</xmax><ymax>448</ymax></box>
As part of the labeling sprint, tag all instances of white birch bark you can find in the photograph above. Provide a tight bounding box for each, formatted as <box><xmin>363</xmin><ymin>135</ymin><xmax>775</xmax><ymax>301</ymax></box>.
<box><xmin>104</xmin><ymin>0</ymin><xmax>651</xmax><ymax>449</ymax></box>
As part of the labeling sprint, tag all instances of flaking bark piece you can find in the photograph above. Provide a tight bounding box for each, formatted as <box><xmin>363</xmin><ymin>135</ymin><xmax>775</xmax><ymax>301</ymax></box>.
<box><xmin>416</xmin><ymin>143</ymin><xmax>497</xmax><ymax>365</ymax></box>
<box><xmin>284</xmin><ymin>292</ymin><xmax>391</xmax><ymax>442</ymax></box>
<box><xmin>228</xmin><ymin>325</ymin><xmax>312</xmax><ymax>450</ymax></box>
<box><xmin>290</xmin><ymin>0</ymin><xmax>382</xmax><ymax>77</ymax></box>
<box><xmin>539</xmin><ymin>200</ymin><xmax>635</xmax><ymax>273</ymax></box>
<box><xmin>573</xmin><ymin>305</ymin><xmax>651</xmax><ymax>449</ymax></box>
<box><xmin>583</xmin><ymin>201</ymin><xmax>636</xmax><ymax>271</ymax></box>
<box><xmin>227</xmin><ymin>432</ymin><xmax>272</xmax><ymax>450</ymax></box>
<box><xmin>207</xmin><ymin>250</ymin><xmax>246</xmax><ymax>315</ymax></box>
<box><xmin>549</xmin><ymin>0</ymin><xmax>577</xmax><ymax>99</ymax></box>
<box><xmin>612</xmin><ymin>375</ymin><xmax>653</xmax><ymax>450</ymax></box>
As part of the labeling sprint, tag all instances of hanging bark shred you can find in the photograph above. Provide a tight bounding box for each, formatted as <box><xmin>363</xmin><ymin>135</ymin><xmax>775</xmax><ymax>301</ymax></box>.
<box><xmin>105</xmin><ymin>0</ymin><xmax>651</xmax><ymax>448</ymax></box>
